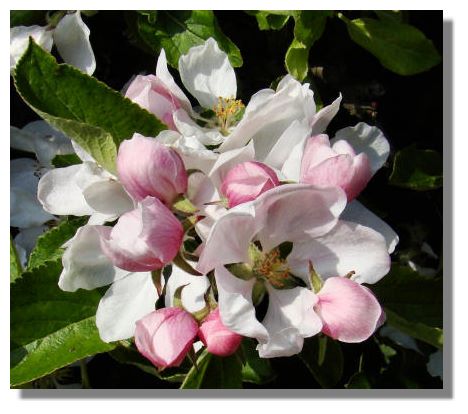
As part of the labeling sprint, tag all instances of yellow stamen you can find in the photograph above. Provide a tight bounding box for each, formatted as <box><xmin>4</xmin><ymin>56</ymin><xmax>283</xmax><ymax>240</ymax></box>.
<box><xmin>253</xmin><ymin>248</ymin><xmax>290</xmax><ymax>288</ymax></box>
<box><xmin>213</xmin><ymin>96</ymin><xmax>244</xmax><ymax>135</ymax></box>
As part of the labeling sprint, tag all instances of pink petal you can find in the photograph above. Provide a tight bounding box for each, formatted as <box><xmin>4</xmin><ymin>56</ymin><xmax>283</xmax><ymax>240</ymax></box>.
<box><xmin>220</xmin><ymin>161</ymin><xmax>280</xmax><ymax>208</ymax></box>
<box><xmin>117</xmin><ymin>134</ymin><xmax>188</xmax><ymax>205</ymax></box>
<box><xmin>198</xmin><ymin>308</ymin><xmax>242</xmax><ymax>356</ymax></box>
<box><xmin>135</xmin><ymin>307</ymin><xmax>198</xmax><ymax>369</ymax></box>
<box><xmin>97</xmin><ymin>197</ymin><xmax>183</xmax><ymax>272</ymax></box>
<box><xmin>300</xmin><ymin>135</ymin><xmax>373</xmax><ymax>201</ymax></box>
<box><xmin>316</xmin><ymin>277</ymin><xmax>383</xmax><ymax>343</ymax></box>
<box><xmin>300</xmin><ymin>134</ymin><xmax>335</xmax><ymax>175</ymax></box>
<box><xmin>301</xmin><ymin>154</ymin><xmax>354</xmax><ymax>192</ymax></box>
<box><xmin>345</xmin><ymin>153</ymin><xmax>373</xmax><ymax>201</ymax></box>
<box><xmin>254</xmin><ymin>184</ymin><xmax>347</xmax><ymax>252</ymax></box>
<box><xmin>125</xmin><ymin>74</ymin><xmax>181</xmax><ymax>130</ymax></box>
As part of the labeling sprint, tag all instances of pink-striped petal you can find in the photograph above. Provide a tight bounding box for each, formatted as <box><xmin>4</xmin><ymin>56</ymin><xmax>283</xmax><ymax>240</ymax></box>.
<box><xmin>198</xmin><ymin>308</ymin><xmax>242</xmax><ymax>356</ymax></box>
<box><xmin>135</xmin><ymin>307</ymin><xmax>198</xmax><ymax>369</ymax></box>
<box><xmin>117</xmin><ymin>134</ymin><xmax>187</xmax><ymax>205</ymax></box>
<box><xmin>220</xmin><ymin>161</ymin><xmax>280</xmax><ymax>208</ymax></box>
<box><xmin>97</xmin><ymin>197</ymin><xmax>183</xmax><ymax>272</ymax></box>
<box><xmin>315</xmin><ymin>277</ymin><xmax>383</xmax><ymax>343</ymax></box>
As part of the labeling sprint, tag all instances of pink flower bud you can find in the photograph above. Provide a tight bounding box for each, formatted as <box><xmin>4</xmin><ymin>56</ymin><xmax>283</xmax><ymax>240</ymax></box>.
<box><xmin>117</xmin><ymin>133</ymin><xmax>188</xmax><ymax>205</ymax></box>
<box><xmin>125</xmin><ymin>75</ymin><xmax>181</xmax><ymax>130</ymax></box>
<box><xmin>300</xmin><ymin>135</ymin><xmax>372</xmax><ymax>201</ymax></box>
<box><xmin>220</xmin><ymin>161</ymin><xmax>280</xmax><ymax>208</ymax></box>
<box><xmin>97</xmin><ymin>196</ymin><xmax>183</xmax><ymax>272</ymax></box>
<box><xmin>315</xmin><ymin>277</ymin><xmax>384</xmax><ymax>343</ymax></box>
<box><xmin>135</xmin><ymin>307</ymin><xmax>199</xmax><ymax>369</ymax></box>
<box><xmin>198</xmin><ymin>308</ymin><xmax>242</xmax><ymax>356</ymax></box>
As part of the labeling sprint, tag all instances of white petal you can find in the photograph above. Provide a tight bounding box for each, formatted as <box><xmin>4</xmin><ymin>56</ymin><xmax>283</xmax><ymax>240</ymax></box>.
<box><xmin>341</xmin><ymin>200</ymin><xmax>399</xmax><ymax>253</ymax></box>
<box><xmin>96</xmin><ymin>272</ymin><xmax>156</xmax><ymax>342</ymax></box>
<box><xmin>310</xmin><ymin>94</ymin><xmax>342</xmax><ymax>135</ymax></box>
<box><xmin>179</xmin><ymin>38</ymin><xmax>236</xmax><ymax>108</ymax></box>
<box><xmin>219</xmin><ymin>75</ymin><xmax>314</xmax><ymax>154</ymax></box>
<box><xmin>10</xmin><ymin>25</ymin><xmax>53</xmax><ymax>69</ymax></box>
<box><xmin>10</xmin><ymin>126</ymin><xmax>36</xmax><ymax>153</ymax></box>
<box><xmin>53</xmin><ymin>11</ymin><xmax>96</xmax><ymax>75</ymax></box>
<box><xmin>254</xmin><ymin>184</ymin><xmax>347</xmax><ymax>252</ymax></box>
<box><xmin>187</xmin><ymin>172</ymin><xmax>218</xmax><ymax>207</ymax></box>
<box><xmin>257</xmin><ymin>285</ymin><xmax>322</xmax><ymax>358</ymax></box>
<box><xmin>427</xmin><ymin>350</ymin><xmax>443</xmax><ymax>379</ymax></box>
<box><xmin>10</xmin><ymin>188</ymin><xmax>54</xmax><ymax>228</ymax></box>
<box><xmin>59</xmin><ymin>225</ymin><xmax>129</xmax><ymax>292</ymax></box>
<box><xmin>164</xmin><ymin>265</ymin><xmax>209</xmax><ymax>313</ymax></box>
<box><xmin>22</xmin><ymin>120</ymin><xmax>74</xmax><ymax>167</ymax></box>
<box><xmin>215</xmin><ymin>266</ymin><xmax>268</xmax><ymax>341</ymax></box>
<box><xmin>197</xmin><ymin>208</ymin><xmax>258</xmax><ymax>274</ymax></box>
<box><xmin>173</xmin><ymin>109</ymin><xmax>224</xmax><ymax>146</ymax></box>
<box><xmin>187</xmin><ymin>172</ymin><xmax>227</xmax><ymax>241</ymax></box>
<box><xmin>289</xmin><ymin>220</ymin><xmax>391</xmax><ymax>285</ymax></box>
<box><xmin>11</xmin><ymin>158</ymin><xmax>43</xmax><ymax>194</ymax></box>
<box><xmin>83</xmin><ymin>180</ymin><xmax>134</xmax><ymax>217</ymax></box>
<box><xmin>158</xmin><ymin>130</ymin><xmax>218</xmax><ymax>174</ymax></box>
<box><xmin>379</xmin><ymin>326</ymin><xmax>421</xmax><ymax>353</ymax></box>
<box><xmin>332</xmin><ymin>122</ymin><xmax>390</xmax><ymax>175</ymax></box>
<box><xmin>14</xmin><ymin>225</ymin><xmax>49</xmax><ymax>260</ymax></box>
<box><xmin>87</xmin><ymin>212</ymin><xmax>119</xmax><ymax>225</ymax></box>
<box><xmin>263</xmin><ymin>120</ymin><xmax>310</xmax><ymax>182</ymax></box>
<box><xmin>156</xmin><ymin>49</ymin><xmax>192</xmax><ymax>112</ymax></box>
<box><xmin>71</xmin><ymin>140</ymin><xmax>95</xmax><ymax>162</ymax></box>
<box><xmin>37</xmin><ymin>162</ymin><xmax>110</xmax><ymax>216</ymax></box>
<box><xmin>15</xmin><ymin>243</ymin><xmax>27</xmax><ymax>269</ymax></box>
<box><xmin>11</xmin><ymin>159</ymin><xmax>53</xmax><ymax>228</ymax></box>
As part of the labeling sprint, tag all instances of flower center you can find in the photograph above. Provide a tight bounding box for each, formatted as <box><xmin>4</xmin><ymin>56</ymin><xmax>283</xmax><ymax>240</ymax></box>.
<box><xmin>252</xmin><ymin>247</ymin><xmax>291</xmax><ymax>289</ymax></box>
<box><xmin>213</xmin><ymin>97</ymin><xmax>244</xmax><ymax>135</ymax></box>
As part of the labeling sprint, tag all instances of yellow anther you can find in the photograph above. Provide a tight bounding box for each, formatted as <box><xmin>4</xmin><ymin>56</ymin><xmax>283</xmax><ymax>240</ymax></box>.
<box><xmin>253</xmin><ymin>248</ymin><xmax>290</xmax><ymax>288</ymax></box>
<box><xmin>213</xmin><ymin>96</ymin><xmax>244</xmax><ymax>135</ymax></box>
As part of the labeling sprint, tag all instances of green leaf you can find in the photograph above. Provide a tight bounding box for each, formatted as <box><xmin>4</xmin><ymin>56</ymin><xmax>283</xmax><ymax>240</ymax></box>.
<box><xmin>389</xmin><ymin>146</ymin><xmax>442</xmax><ymax>190</ymax></box>
<box><xmin>51</xmin><ymin>153</ymin><xmax>82</xmax><ymax>168</ymax></box>
<box><xmin>180</xmin><ymin>350</ymin><xmax>243</xmax><ymax>389</ymax></box>
<box><xmin>299</xmin><ymin>335</ymin><xmax>343</xmax><ymax>388</ymax></box>
<box><xmin>338</xmin><ymin>14</ymin><xmax>441</xmax><ymax>75</ymax></box>
<box><xmin>372</xmin><ymin>264</ymin><xmax>443</xmax><ymax>348</ymax></box>
<box><xmin>135</xmin><ymin>11</ymin><xmax>242</xmax><ymax>69</ymax></box>
<box><xmin>10</xmin><ymin>10</ymin><xmax>46</xmax><ymax>27</ymax></box>
<box><xmin>27</xmin><ymin>217</ymin><xmax>87</xmax><ymax>270</ymax></box>
<box><xmin>13</xmin><ymin>40</ymin><xmax>166</xmax><ymax>173</ymax></box>
<box><xmin>247</xmin><ymin>11</ymin><xmax>292</xmax><ymax>30</ymax></box>
<box><xmin>11</xmin><ymin>260</ymin><xmax>115</xmax><ymax>386</ymax></box>
<box><xmin>109</xmin><ymin>342</ymin><xmax>189</xmax><ymax>383</ymax></box>
<box><xmin>345</xmin><ymin>372</ymin><xmax>371</xmax><ymax>389</ymax></box>
<box><xmin>374</xmin><ymin>10</ymin><xmax>403</xmax><ymax>23</ymax></box>
<box><xmin>10</xmin><ymin>236</ymin><xmax>22</xmax><ymax>283</ymax></box>
<box><xmin>384</xmin><ymin>309</ymin><xmax>443</xmax><ymax>349</ymax></box>
<box><xmin>372</xmin><ymin>264</ymin><xmax>443</xmax><ymax>327</ymax></box>
<box><xmin>285</xmin><ymin>11</ymin><xmax>332</xmax><ymax>81</ymax></box>
<box><xmin>240</xmin><ymin>338</ymin><xmax>276</xmax><ymax>384</ymax></box>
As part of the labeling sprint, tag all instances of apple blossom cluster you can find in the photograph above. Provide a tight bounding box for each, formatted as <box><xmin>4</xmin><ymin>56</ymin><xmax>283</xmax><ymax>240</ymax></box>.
<box><xmin>32</xmin><ymin>38</ymin><xmax>398</xmax><ymax>368</ymax></box>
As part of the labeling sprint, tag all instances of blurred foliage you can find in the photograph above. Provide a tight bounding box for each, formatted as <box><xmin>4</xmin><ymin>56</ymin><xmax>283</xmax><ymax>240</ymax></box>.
<box><xmin>390</xmin><ymin>146</ymin><xmax>443</xmax><ymax>190</ymax></box>
<box><xmin>127</xmin><ymin>10</ymin><xmax>242</xmax><ymax>69</ymax></box>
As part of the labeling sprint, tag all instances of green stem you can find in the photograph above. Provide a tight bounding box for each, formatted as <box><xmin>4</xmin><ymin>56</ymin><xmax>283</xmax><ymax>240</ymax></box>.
<box><xmin>80</xmin><ymin>359</ymin><xmax>91</xmax><ymax>389</ymax></box>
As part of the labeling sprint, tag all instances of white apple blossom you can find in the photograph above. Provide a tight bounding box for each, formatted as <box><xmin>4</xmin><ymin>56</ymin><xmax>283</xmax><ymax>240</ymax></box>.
<box><xmin>126</xmin><ymin>38</ymin><xmax>341</xmax><ymax>154</ymax></box>
<box><xmin>10</xmin><ymin>121</ymin><xmax>75</xmax><ymax>262</ymax></box>
<box><xmin>196</xmin><ymin>184</ymin><xmax>390</xmax><ymax>357</ymax></box>
<box><xmin>59</xmin><ymin>224</ymin><xmax>209</xmax><ymax>342</ymax></box>
<box><xmin>37</xmin><ymin>141</ymin><xmax>134</xmax><ymax>225</ymax></box>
